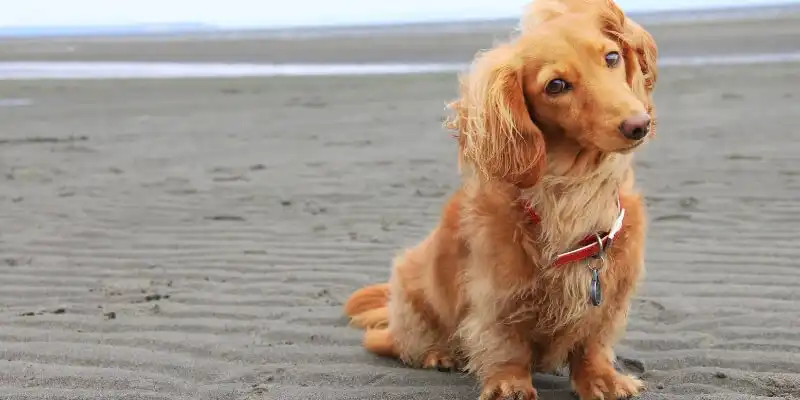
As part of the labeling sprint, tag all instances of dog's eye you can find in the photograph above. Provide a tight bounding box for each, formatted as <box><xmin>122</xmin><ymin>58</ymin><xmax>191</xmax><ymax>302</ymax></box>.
<box><xmin>605</xmin><ymin>51</ymin><xmax>621</xmax><ymax>68</ymax></box>
<box><xmin>545</xmin><ymin>79</ymin><xmax>568</xmax><ymax>95</ymax></box>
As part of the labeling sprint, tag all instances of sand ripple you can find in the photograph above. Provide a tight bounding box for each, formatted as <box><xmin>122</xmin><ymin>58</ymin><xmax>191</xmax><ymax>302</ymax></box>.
<box><xmin>1</xmin><ymin>57</ymin><xmax>798</xmax><ymax>400</ymax></box>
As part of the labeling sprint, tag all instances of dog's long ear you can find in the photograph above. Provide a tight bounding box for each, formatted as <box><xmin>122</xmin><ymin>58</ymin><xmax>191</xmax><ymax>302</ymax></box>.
<box><xmin>446</xmin><ymin>43</ymin><xmax>546</xmax><ymax>188</ymax></box>
<box><xmin>624</xmin><ymin>19</ymin><xmax>658</xmax><ymax>95</ymax></box>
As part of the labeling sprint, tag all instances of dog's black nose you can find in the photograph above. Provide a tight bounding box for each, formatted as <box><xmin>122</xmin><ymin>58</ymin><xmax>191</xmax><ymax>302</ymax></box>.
<box><xmin>619</xmin><ymin>113</ymin><xmax>651</xmax><ymax>140</ymax></box>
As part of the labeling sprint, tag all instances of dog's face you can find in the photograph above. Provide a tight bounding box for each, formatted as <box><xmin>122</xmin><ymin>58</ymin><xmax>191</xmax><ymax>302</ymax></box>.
<box><xmin>522</xmin><ymin>16</ymin><xmax>650</xmax><ymax>153</ymax></box>
<box><xmin>448</xmin><ymin>4</ymin><xmax>657</xmax><ymax>187</ymax></box>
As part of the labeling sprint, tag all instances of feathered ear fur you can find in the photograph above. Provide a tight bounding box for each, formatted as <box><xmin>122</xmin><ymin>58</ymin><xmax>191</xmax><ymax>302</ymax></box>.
<box><xmin>624</xmin><ymin>18</ymin><xmax>658</xmax><ymax>95</ymax></box>
<box><xmin>445</xmin><ymin>43</ymin><xmax>546</xmax><ymax>188</ymax></box>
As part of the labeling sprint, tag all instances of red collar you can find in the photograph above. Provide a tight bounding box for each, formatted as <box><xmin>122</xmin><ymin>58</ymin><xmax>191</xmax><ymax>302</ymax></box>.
<box><xmin>521</xmin><ymin>198</ymin><xmax>625</xmax><ymax>268</ymax></box>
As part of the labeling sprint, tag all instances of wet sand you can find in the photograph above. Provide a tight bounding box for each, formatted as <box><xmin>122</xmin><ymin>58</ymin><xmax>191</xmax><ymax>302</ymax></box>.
<box><xmin>1</xmin><ymin>12</ymin><xmax>799</xmax><ymax>400</ymax></box>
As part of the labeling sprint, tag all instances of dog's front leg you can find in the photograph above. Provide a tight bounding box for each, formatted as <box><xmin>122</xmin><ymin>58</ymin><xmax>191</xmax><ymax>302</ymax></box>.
<box><xmin>569</xmin><ymin>335</ymin><xmax>644</xmax><ymax>400</ymax></box>
<box><xmin>570</xmin><ymin>193</ymin><xmax>647</xmax><ymax>400</ymax></box>
<box><xmin>457</xmin><ymin>180</ymin><xmax>540</xmax><ymax>399</ymax></box>
<box><xmin>459</xmin><ymin>307</ymin><xmax>537</xmax><ymax>400</ymax></box>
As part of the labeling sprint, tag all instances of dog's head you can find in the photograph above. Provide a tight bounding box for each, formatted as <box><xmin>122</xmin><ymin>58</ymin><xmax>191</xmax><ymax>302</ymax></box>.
<box><xmin>447</xmin><ymin>1</ymin><xmax>657</xmax><ymax>187</ymax></box>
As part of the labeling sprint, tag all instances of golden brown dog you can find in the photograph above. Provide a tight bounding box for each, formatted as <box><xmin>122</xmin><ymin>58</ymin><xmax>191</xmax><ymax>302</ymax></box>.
<box><xmin>344</xmin><ymin>1</ymin><xmax>659</xmax><ymax>399</ymax></box>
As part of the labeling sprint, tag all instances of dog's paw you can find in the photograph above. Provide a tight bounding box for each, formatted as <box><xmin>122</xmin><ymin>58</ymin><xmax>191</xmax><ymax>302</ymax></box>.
<box><xmin>572</xmin><ymin>371</ymin><xmax>644</xmax><ymax>400</ymax></box>
<box><xmin>479</xmin><ymin>376</ymin><xmax>538</xmax><ymax>400</ymax></box>
<box><xmin>612</xmin><ymin>374</ymin><xmax>645</xmax><ymax>399</ymax></box>
<box><xmin>421</xmin><ymin>350</ymin><xmax>458</xmax><ymax>372</ymax></box>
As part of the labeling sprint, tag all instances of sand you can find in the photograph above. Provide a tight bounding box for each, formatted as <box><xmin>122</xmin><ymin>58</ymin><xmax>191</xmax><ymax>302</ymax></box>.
<box><xmin>1</xmin><ymin>13</ymin><xmax>800</xmax><ymax>400</ymax></box>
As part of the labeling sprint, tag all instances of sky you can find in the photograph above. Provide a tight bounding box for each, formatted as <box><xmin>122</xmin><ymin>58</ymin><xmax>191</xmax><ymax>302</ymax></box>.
<box><xmin>1</xmin><ymin>0</ymin><xmax>797</xmax><ymax>28</ymax></box>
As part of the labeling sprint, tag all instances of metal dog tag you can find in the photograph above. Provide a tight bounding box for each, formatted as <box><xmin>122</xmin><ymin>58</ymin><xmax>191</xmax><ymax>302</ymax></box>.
<box><xmin>589</xmin><ymin>268</ymin><xmax>602</xmax><ymax>306</ymax></box>
<box><xmin>588</xmin><ymin>232</ymin><xmax>605</xmax><ymax>307</ymax></box>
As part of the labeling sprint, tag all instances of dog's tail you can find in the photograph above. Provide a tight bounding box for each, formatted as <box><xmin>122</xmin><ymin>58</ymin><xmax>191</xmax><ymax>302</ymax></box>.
<box><xmin>362</xmin><ymin>327</ymin><xmax>397</xmax><ymax>358</ymax></box>
<box><xmin>343</xmin><ymin>283</ymin><xmax>390</xmax><ymax>329</ymax></box>
<box><xmin>343</xmin><ymin>283</ymin><xmax>398</xmax><ymax>358</ymax></box>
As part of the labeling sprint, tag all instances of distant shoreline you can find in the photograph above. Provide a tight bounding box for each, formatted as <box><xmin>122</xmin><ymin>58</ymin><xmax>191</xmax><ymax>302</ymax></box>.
<box><xmin>1</xmin><ymin>51</ymin><xmax>799</xmax><ymax>80</ymax></box>
<box><xmin>2</xmin><ymin>1</ymin><xmax>799</xmax><ymax>40</ymax></box>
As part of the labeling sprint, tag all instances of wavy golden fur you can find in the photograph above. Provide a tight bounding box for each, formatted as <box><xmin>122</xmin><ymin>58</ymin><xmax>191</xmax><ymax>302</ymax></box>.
<box><xmin>343</xmin><ymin>0</ymin><xmax>659</xmax><ymax>399</ymax></box>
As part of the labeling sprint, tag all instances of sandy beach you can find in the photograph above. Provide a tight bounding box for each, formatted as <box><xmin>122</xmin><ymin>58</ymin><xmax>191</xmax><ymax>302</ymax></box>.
<box><xmin>1</xmin><ymin>10</ymin><xmax>799</xmax><ymax>400</ymax></box>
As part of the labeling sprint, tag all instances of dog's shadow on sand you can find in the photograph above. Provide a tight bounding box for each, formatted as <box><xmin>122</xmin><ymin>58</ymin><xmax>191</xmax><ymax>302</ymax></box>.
<box><xmin>531</xmin><ymin>374</ymin><xmax>577</xmax><ymax>400</ymax></box>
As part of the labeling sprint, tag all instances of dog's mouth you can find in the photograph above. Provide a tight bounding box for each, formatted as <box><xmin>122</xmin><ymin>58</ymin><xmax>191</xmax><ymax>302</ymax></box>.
<box><xmin>618</xmin><ymin>140</ymin><xmax>645</xmax><ymax>153</ymax></box>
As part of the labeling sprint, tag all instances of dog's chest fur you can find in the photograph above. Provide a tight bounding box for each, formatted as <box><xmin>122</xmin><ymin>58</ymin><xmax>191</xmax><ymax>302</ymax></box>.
<box><xmin>507</xmin><ymin>155</ymin><xmax>632</xmax><ymax>340</ymax></box>
<box><xmin>520</xmin><ymin>153</ymin><xmax>630</xmax><ymax>262</ymax></box>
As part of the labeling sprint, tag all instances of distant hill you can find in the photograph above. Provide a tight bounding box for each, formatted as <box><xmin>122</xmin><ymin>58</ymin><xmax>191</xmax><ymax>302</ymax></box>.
<box><xmin>0</xmin><ymin>23</ymin><xmax>218</xmax><ymax>38</ymax></box>
<box><xmin>629</xmin><ymin>1</ymin><xmax>800</xmax><ymax>24</ymax></box>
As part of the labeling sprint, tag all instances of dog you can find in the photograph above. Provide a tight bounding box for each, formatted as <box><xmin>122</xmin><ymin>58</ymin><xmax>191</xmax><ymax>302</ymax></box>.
<box><xmin>343</xmin><ymin>1</ymin><xmax>658</xmax><ymax>399</ymax></box>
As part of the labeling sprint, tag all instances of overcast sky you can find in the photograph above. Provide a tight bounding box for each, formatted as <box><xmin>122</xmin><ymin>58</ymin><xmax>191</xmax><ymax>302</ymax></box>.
<box><xmin>2</xmin><ymin>0</ymin><xmax>796</xmax><ymax>28</ymax></box>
